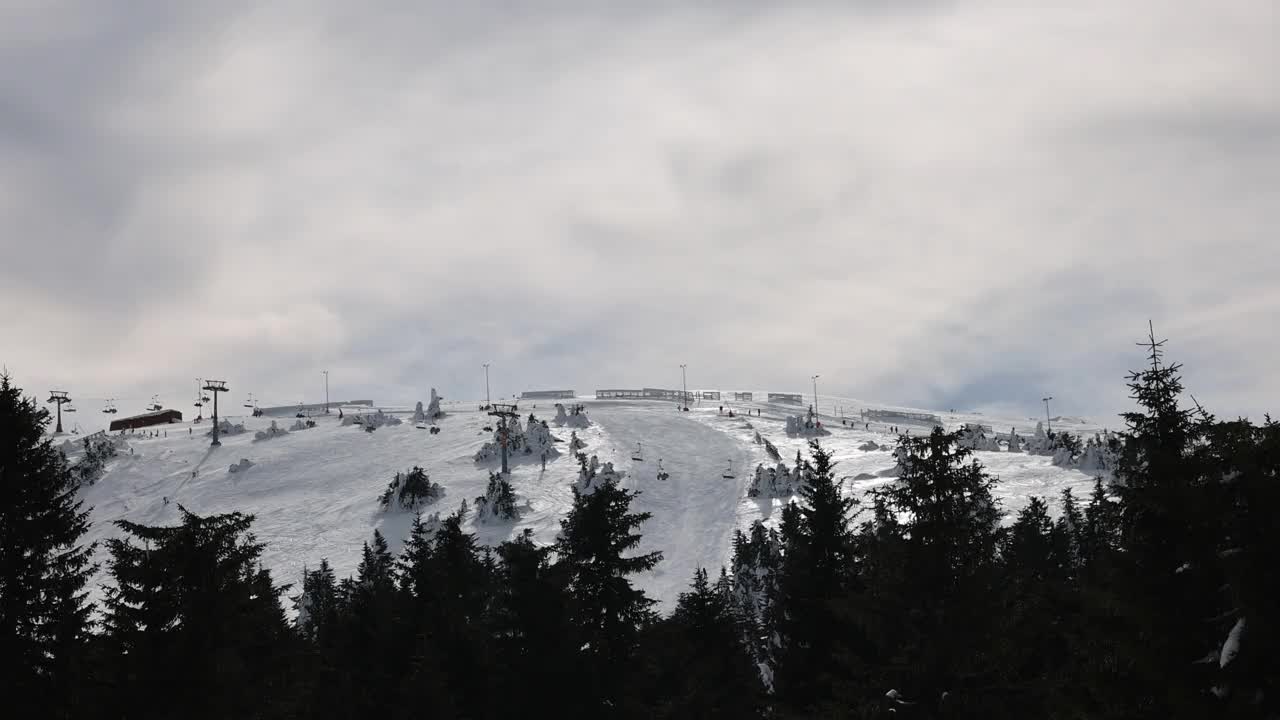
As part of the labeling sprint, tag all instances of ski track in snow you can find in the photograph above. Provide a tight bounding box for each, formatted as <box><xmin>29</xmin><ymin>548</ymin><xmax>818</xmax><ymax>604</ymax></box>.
<box><xmin>77</xmin><ymin>396</ymin><xmax>1107</xmax><ymax>614</ymax></box>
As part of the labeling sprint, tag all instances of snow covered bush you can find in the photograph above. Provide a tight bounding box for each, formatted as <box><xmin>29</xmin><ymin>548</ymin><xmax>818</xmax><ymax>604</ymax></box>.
<box><xmin>228</xmin><ymin>458</ymin><xmax>253</xmax><ymax>474</ymax></box>
<box><xmin>342</xmin><ymin>409</ymin><xmax>402</xmax><ymax>429</ymax></box>
<box><xmin>378</xmin><ymin>466</ymin><xmax>445</xmax><ymax>512</ymax></box>
<box><xmin>575</xmin><ymin>453</ymin><xmax>622</xmax><ymax>491</ymax></box>
<box><xmin>729</xmin><ymin>521</ymin><xmax>784</xmax><ymax>677</ymax></box>
<box><xmin>784</xmin><ymin>410</ymin><xmax>831</xmax><ymax>437</ymax></box>
<box><xmin>568</xmin><ymin>430</ymin><xmax>586</xmax><ymax>452</ymax></box>
<box><xmin>1005</xmin><ymin>426</ymin><xmax>1024</xmax><ymax>452</ymax></box>
<box><xmin>877</xmin><ymin>444</ymin><xmax>916</xmax><ymax>478</ymax></box>
<box><xmin>857</xmin><ymin>440</ymin><xmax>885</xmax><ymax>452</ymax></box>
<box><xmin>412</xmin><ymin>401</ymin><xmax>426</xmax><ymax>424</ymax></box>
<box><xmin>473</xmin><ymin>413</ymin><xmax>560</xmax><ymax>464</ymax></box>
<box><xmin>65</xmin><ymin>432</ymin><xmax>119</xmax><ymax>487</ymax></box>
<box><xmin>1023</xmin><ymin>425</ymin><xmax>1089</xmax><ymax>467</ymax></box>
<box><xmin>474</xmin><ymin>471</ymin><xmax>519</xmax><ymax>523</ymax></box>
<box><xmin>427</xmin><ymin>388</ymin><xmax>444</xmax><ymax>419</ymax></box>
<box><xmin>289</xmin><ymin>419</ymin><xmax>316</xmax><ymax>431</ymax></box>
<box><xmin>553</xmin><ymin>403</ymin><xmax>591</xmax><ymax>428</ymax></box>
<box><xmin>205</xmin><ymin>418</ymin><xmax>247</xmax><ymax>437</ymax></box>
<box><xmin>747</xmin><ymin>461</ymin><xmax>802</xmax><ymax>498</ymax></box>
<box><xmin>1076</xmin><ymin>432</ymin><xmax>1122</xmax><ymax>473</ymax></box>
<box><xmin>955</xmin><ymin>423</ymin><xmax>1002</xmax><ymax>452</ymax></box>
<box><xmin>253</xmin><ymin>420</ymin><xmax>289</xmax><ymax>442</ymax></box>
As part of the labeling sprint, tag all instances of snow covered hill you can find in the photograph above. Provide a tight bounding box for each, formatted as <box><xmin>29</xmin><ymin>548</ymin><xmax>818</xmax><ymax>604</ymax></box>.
<box><xmin>76</xmin><ymin>394</ymin><xmax>1111</xmax><ymax>612</ymax></box>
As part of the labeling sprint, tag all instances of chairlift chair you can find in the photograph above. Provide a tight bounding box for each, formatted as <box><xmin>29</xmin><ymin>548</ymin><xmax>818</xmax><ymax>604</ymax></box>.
<box><xmin>657</xmin><ymin>459</ymin><xmax>670</xmax><ymax>481</ymax></box>
<box><xmin>64</xmin><ymin>405</ymin><xmax>77</xmax><ymax>413</ymax></box>
<box><xmin>722</xmin><ymin>459</ymin><xmax>736</xmax><ymax>479</ymax></box>
<box><xmin>631</xmin><ymin>441</ymin><xmax>644</xmax><ymax>462</ymax></box>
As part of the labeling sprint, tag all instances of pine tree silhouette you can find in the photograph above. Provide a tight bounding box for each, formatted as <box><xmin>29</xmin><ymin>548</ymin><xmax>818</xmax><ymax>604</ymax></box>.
<box><xmin>0</xmin><ymin>373</ymin><xmax>98</xmax><ymax>719</ymax></box>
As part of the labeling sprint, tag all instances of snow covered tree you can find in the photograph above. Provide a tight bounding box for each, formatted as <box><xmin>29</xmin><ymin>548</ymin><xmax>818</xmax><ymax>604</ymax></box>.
<box><xmin>294</xmin><ymin>559</ymin><xmax>337</xmax><ymax>642</ymax></box>
<box><xmin>475</xmin><ymin>471</ymin><xmax>519</xmax><ymax>522</ymax></box>
<box><xmin>378</xmin><ymin>466</ymin><xmax>444</xmax><ymax>512</ymax></box>
<box><xmin>0</xmin><ymin>373</ymin><xmax>98</xmax><ymax>718</ymax></box>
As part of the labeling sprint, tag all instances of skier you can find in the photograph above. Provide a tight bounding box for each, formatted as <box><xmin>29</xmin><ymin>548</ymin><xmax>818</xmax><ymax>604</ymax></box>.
<box><xmin>541</xmin><ymin>451</ymin><xmax>547</xmax><ymax>471</ymax></box>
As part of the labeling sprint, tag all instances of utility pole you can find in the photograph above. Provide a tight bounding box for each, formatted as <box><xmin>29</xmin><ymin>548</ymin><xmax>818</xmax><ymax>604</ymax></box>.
<box><xmin>812</xmin><ymin>374</ymin><xmax>820</xmax><ymax>418</ymax></box>
<box><xmin>483</xmin><ymin>363</ymin><xmax>491</xmax><ymax>409</ymax></box>
<box><xmin>46</xmin><ymin>390</ymin><xmax>71</xmax><ymax>434</ymax></box>
<box><xmin>679</xmin><ymin>364</ymin><xmax>688</xmax><ymax>411</ymax></box>
<box><xmin>204</xmin><ymin>380</ymin><xmax>229</xmax><ymax>446</ymax></box>
<box><xmin>1042</xmin><ymin>396</ymin><xmax>1054</xmax><ymax>435</ymax></box>
<box><xmin>322</xmin><ymin>370</ymin><xmax>330</xmax><ymax>414</ymax></box>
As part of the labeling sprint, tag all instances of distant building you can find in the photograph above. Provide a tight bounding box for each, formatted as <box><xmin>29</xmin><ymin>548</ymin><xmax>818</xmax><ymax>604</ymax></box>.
<box><xmin>521</xmin><ymin>390</ymin><xmax>575</xmax><ymax>399</ymax></box>
<box><xmin>595</xmin><ymin>388</ymin><xmax>693</xmax><ymax>402</ymax></box>
<box><xmin>596</xmin><ymin>389</ymin><xmax>646</xmax><ymax>399</ymax></box>
<box><xmin>643</xmin><ymin>388</ymin><xmax>693</xmax><ymax>402</ymax></box>
<box><xmin>109</xmin><ymin>409</ymin><xmax>183</xmax><ymax>432</ymax></box>
<box><xmin>733</xmin><ymin>391</ymin><xmax>753</xmax><ymax>401</ymax></box>
<box><xmin>699</xmin><ymin>390</ymin><xmax>721</xmax><ymax>401</ymax></box>
<box><xmin>767</xmin><ymin>393</ymin><xmax>804</xmax><ymax>404</ymax></box>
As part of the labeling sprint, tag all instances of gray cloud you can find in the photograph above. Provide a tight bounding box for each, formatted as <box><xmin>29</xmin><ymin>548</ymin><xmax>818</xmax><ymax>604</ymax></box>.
<box><xmin>1</xmin><ymin>0</ymin><xmax>1276</xmax><ymax>422</ymax></box>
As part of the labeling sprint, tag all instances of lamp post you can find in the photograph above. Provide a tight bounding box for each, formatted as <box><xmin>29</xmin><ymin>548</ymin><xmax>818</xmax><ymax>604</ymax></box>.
<box><xmin>322</xmin><ymin>370</ymin><xmax>330</xmax><ymax>414</ymax></box>
<box><xmin>679</xmin><ymin>364</ymin><xmax>688</xmax><ymax>411</ymax></box>
<box><xmin>812</xmin><ymin>374</ymin><xmax>820</xmax><ymax>418</ymax></box>
<box><xmin>1042</xmin><ymin>396</ymin><xmax>1054</xmax><ymax>435</ymax></box>
<box><xmin>482</xmin><ymin>363</ymin><xmax>491</xmax><ymax>409</ymax></box>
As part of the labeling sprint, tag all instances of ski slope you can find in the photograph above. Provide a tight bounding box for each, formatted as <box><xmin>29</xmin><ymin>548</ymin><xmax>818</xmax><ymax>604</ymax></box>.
<box><xmin>76</xmin><ymin>394</ymin><xmax>1110</xmax><ymax>612</ymax></box>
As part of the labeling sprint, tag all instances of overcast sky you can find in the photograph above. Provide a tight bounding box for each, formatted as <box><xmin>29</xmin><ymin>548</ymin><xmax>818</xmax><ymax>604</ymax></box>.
<box><xmin>2</xmin><ymin>0</ymin><xmax>1276</xmax><ymax>421</ymax></box>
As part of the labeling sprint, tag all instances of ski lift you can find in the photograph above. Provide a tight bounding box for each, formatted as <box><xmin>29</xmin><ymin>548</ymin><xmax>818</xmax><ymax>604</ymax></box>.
<box><xmin>147</xmin><ymin>395</ymin><xmax>162</xmax><ymax>412</ymax></box>
<box><xmin>102</xmin><ymin>399</ymin><xmax>118</xmax><ymax>414</ymax></box>
<box><xmin>631</xmin><ymin>441</ymin><xmax>644</xmax><ymax>462</ymax></box>
<box><xmin>295</xmin><ymin>402</ymin><xmax>306</xmax><ymax>418</ymax></box>
<box><xmin>722</xmin><ymin>459</ymin><xmax>736</xmax><ymax>479</ymax></box>
<box><xmin>243</xmin><ymin>393</ymin><xmax>256</xmax><ymax>409</ymax></box>
<box><xmin>64</xmin><ymin>404</ymin><xmax>77</xmax><ymax>413</ymax></box>
<box><xmin>657</xmin><ymin>459</ymin><xmax>670</xmax><ymax>482</ymax></box>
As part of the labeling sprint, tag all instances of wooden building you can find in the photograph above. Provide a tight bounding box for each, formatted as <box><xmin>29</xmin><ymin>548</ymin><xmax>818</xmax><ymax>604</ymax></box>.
<box><xmin>109</xmin><ymin>408</ymin><xmax>183</xmax><ymax>432</ymax></box>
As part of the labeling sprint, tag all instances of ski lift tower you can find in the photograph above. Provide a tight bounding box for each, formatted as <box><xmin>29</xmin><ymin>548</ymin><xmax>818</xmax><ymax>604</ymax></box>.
<box><xmin>487</xmin><ymin>402</ymin><xmax>520</xmax><ymax>475</ymax></box>
<box><xmin>46</xmin><ymin>390</ymin><xmax>71</xmax><ymax>434</ymax></box>
<box><xmin>203</xmin><ymin>380</ymin><xmax>229</xmax><ymax>446</ymax></box>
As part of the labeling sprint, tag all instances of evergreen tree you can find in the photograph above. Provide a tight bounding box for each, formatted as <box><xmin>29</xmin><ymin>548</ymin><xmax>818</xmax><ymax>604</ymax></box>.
<box><xmin>490</xmin><ymin>529</ymin><xmax>575</xmax><ymax>715</ymax></box>
<box><xmin>639</xmin><ymin>568</ymin><xmax>766</xmax><ymax>719</ymax></box>
<box><xmin>555</xmin><ymin>477</ymin><xmax>662</xmax><ymax>712</ymax></box>
<box><xmin>0</xmin><ymin>373</ymin><xmax>98</xmax><ymax>719</ymax></box>
<box><xmin>1103</xmin><ymin>327</ymin><xmax>1224</xmax><ymax>717</ymax></box>
<box><xmin>848</xmin><ymin>428</ymin><xmax>1004</xmax><ymax>716</ymax></box>
<box><xmin>101</xmin><ymin>507</ymin><xmax>298</xmax><ymax>719</ymax></box>
<box><xmin>475</xmin><ymin>471</ymin><xmax>519</xmax><ymax>522</ymax></box>
<box><xmin>770</xmin><ymin>441</ymin><xmax>859</xmax><ymax>712</ymax></box>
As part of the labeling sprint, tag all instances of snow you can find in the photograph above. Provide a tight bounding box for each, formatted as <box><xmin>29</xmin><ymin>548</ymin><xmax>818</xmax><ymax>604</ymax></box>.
<box><xmin>1220</xmin><ymin>617</ymin><xmax>1246</xmax><ymax>668</ymax></box>
<box><xmin>76</xmin><ymin>393</ymin><xmax>1105</xmax><ymax>613</ymax></box>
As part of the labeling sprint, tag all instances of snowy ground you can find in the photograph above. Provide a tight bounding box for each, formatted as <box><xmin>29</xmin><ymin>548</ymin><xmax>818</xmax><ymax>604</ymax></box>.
<box><xmin>74</xmin><ymin>394</ymin><xmax>1111</xmax><ymax>612</ymax></box>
